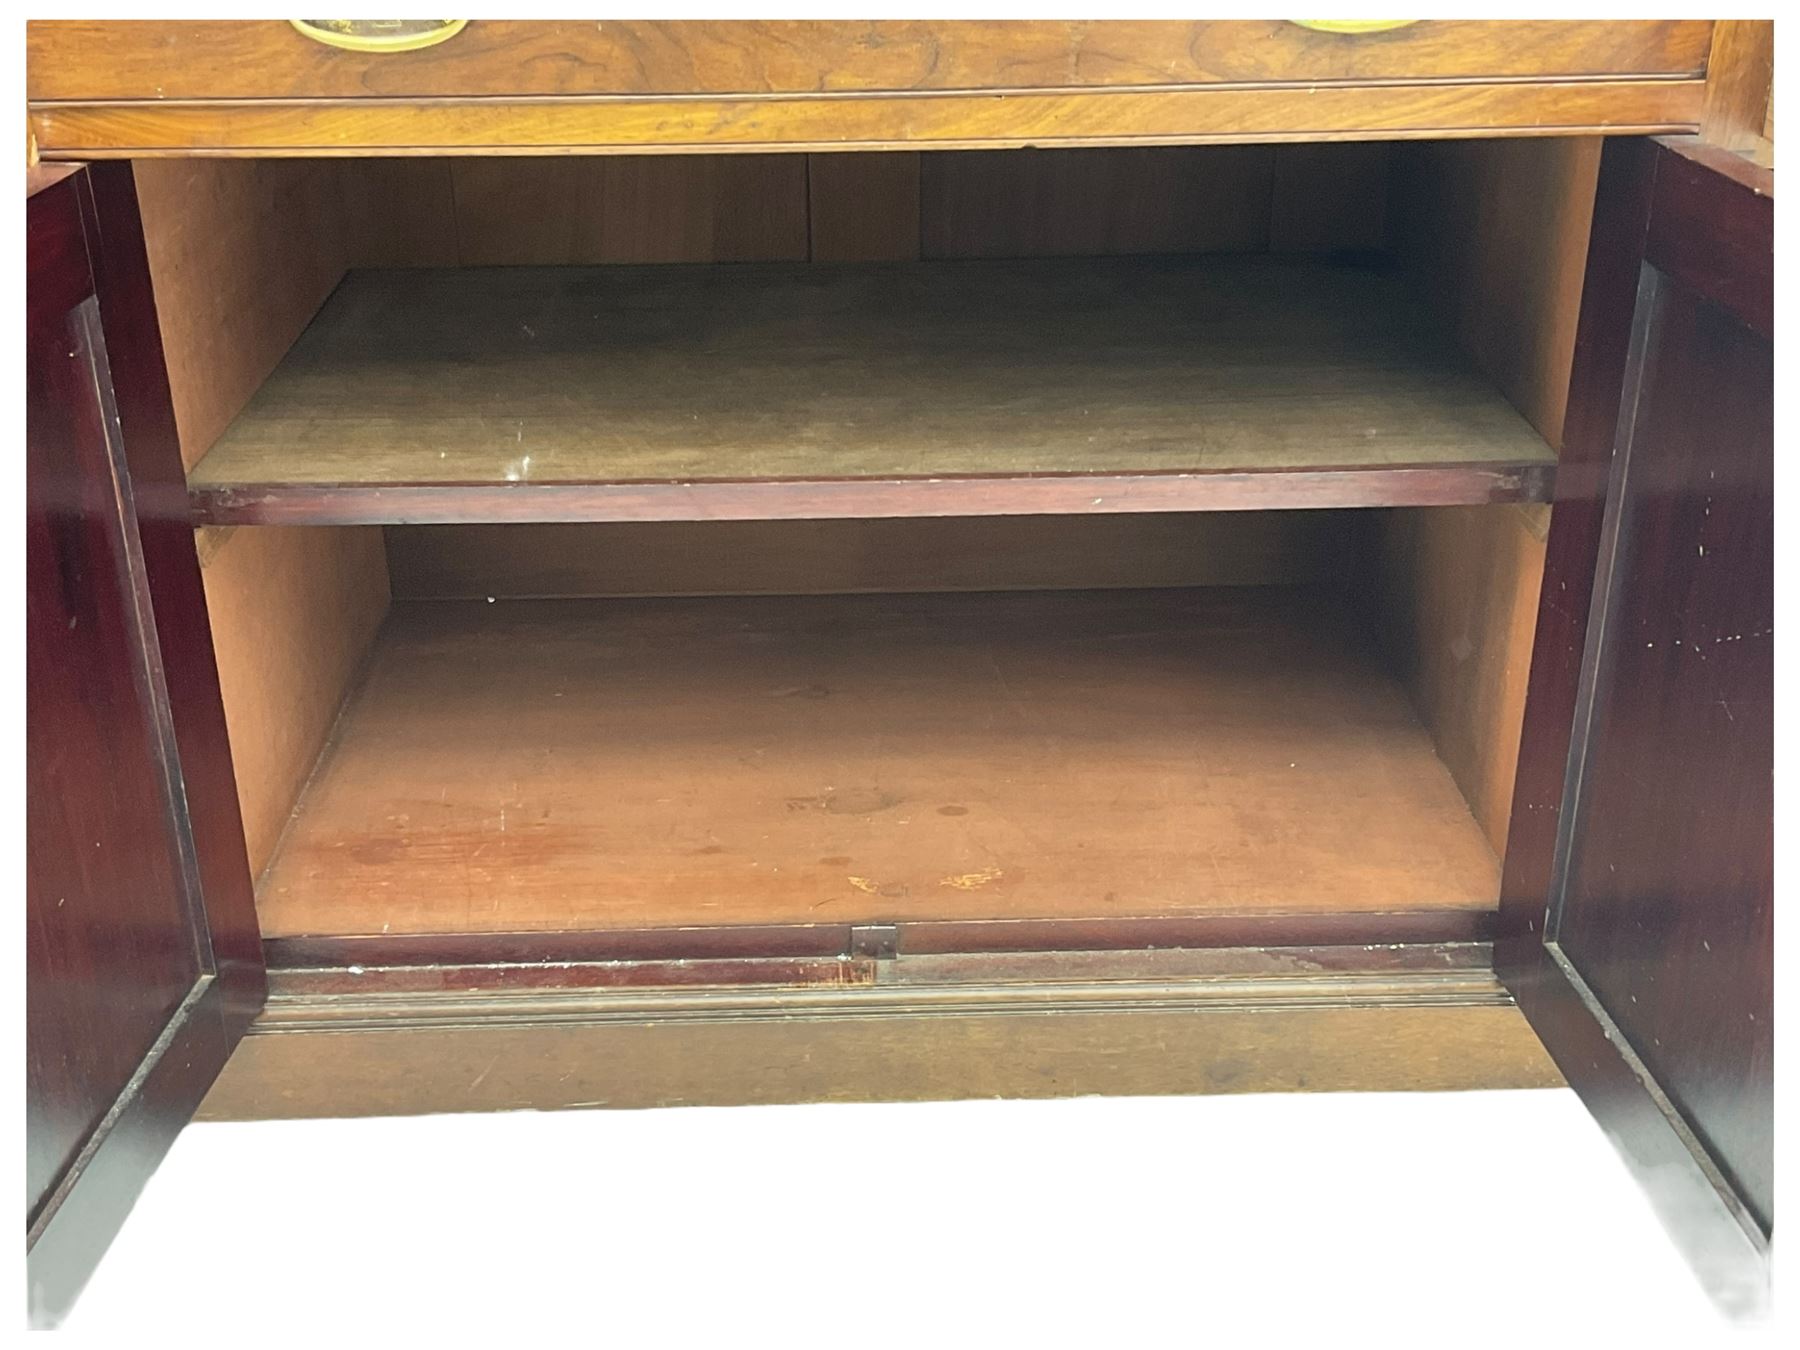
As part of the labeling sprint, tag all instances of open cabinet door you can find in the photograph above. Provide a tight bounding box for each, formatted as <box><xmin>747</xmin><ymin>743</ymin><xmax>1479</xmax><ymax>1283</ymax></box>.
<box><xmin>1498</xmin><ymin>135</ymin><xmax>1773</xmax><ymax>1314</ymax></box>
<box><xmin>26</xmin><ymin>165</ymin><xmax>267</xmax><ymax>1325</ymax></box>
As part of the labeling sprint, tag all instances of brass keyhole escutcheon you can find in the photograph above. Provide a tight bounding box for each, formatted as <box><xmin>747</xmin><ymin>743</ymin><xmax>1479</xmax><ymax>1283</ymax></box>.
<box><xmin>1288</xmin><ymin>21</ymin><xmax>1419</xmax><ymax>34</ymax></box>
<box><xmin>290</xmin><ymin>20</ymin><xmax>469</xmax><ymax>53</ymax></box>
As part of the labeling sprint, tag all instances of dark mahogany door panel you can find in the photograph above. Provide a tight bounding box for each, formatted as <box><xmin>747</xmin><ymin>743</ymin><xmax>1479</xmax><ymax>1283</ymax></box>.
<box><xmin>1499</xmin><ymin>136</ymin><xmax>1773</xmax><ymax>1314</ymax></box>
<box><xmin>25</xmin><ymin>167</ymin><xmax>266</xmax><ymax>1325</ymax></box>
<box><xmin>1558</xmin><ymin>277</ymin><xmax>1772</xmax><ymax>1230</ymax></box>
<box><xmin>26</xmin><ymin>217</ymin><xmax>200</xmax><ymax>1223</ymax></box>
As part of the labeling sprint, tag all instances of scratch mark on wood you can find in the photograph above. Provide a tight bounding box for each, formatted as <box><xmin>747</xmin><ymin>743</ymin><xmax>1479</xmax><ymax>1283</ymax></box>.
<box><xmin>941</xmin><ymin>866</ymin><xmax>1004</xmax><ymax>890</ymax></box>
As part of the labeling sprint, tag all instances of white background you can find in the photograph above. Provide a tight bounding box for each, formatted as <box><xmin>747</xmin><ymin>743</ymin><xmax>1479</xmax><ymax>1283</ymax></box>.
<box><xmin>66</xmin><ymin>1088</ymin><xmax>1778</xmax><ymax>1340</ymax></box>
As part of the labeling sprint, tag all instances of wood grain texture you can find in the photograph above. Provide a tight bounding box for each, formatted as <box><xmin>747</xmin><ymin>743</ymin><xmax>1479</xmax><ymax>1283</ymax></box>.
<box><xmin>254</xmin><ymin>589</ymin><xmax>1500</xmax><ymax>938</ymax></box>
<box><xmin>384</xmin><ymin>514</ymin><xmax>1355</xmax><ymax>600</ymax></box>
<box><xmin>185</xmin><ymin>257</ymin><xmax>1555</xmax><ymax>522</ymax></box>
<box><xmin>448</xmin><ymin>155</ymin><xmax>809</xmax><ymax>265</ymax></box>
<box><xmin>197</xmin><ymin>996</ymin><xmax>1559</xmax><ymax>1121</ymax></box>
<box><xmin>920</xmin><ymin>146</ymin><xmax>1274</xmax><ymax>257</ymax></box>
<box><xmin>133</xmin><ymin>159</ymin><xmax>347</xmax><ymax>471</ymax></box>
<box><xmin>26</xmin><ymin>80</ymin><xmax>1706</xmax><ymax>158</ymax></box>
<box><xmin>338</xmin><ymin>157</ymin><xmax>811</xmax><ymax>266</ymax></box>
<box><xmin>199</xmin><ymin>526</ymin><xmax>390</xmax><ymax>881</ymax></box>
<box><xmin>27</xmin><ymin>21</ymin><xmax>1712</xmax><ymax>101</ymax></box>
<box><xmin>1700</xmin><ymin>21</ymin><xmax>1775</xmax><ymax>152</ymax></box>
<box><xmin>333</xmin><ymin>146</ymin><xmax>1386</xmax><ymax>270</ymax></box>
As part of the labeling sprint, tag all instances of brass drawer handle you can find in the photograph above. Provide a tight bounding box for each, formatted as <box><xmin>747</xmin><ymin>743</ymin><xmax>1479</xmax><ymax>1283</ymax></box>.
<box><xmin>290</xmin><ymin>19</ymin><xmax>468</xmax><ymax>53</ymax></box>
<box><xmin>1289</xmin><ymin>20</ymin><xmax>1418</xmax><ymax>34</ymax></box>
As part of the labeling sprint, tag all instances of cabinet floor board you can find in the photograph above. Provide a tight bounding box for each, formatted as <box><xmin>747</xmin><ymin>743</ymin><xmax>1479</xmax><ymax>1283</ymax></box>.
<box><xmin>187</xmin><ymin>257</ymin><xmax>1556</xmax><ymax>524</ymax></box>
<box><xmin>254</xmin><ymin>587</ymin><xmax>1500</xmax><ymax>937</ymax></box>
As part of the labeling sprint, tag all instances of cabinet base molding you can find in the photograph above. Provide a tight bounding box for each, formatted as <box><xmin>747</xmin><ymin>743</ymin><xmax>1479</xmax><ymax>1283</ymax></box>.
<box><xmin>200</xmin><ymin>950</ymin><xmax>1560</xmax><ymax>1119</ymax></box>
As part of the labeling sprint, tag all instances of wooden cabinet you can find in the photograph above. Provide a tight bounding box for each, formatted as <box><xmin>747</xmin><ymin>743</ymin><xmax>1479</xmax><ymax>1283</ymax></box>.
<box><xmin>24</xmin><ymin>20</ymin><xmax>1772</xmax><ymax>1327</ymax></box>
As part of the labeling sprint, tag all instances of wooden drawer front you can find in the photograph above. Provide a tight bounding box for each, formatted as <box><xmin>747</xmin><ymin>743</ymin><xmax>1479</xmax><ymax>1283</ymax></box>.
<box><xmin>28</xmin><ymin>20</ymin><xmax>1711</xmax><ymax>100</ymax></box>
<box><xmin>28</xmin><ymin>20</ymin><xmax>1711</xmax><ymax>156</ymax></box>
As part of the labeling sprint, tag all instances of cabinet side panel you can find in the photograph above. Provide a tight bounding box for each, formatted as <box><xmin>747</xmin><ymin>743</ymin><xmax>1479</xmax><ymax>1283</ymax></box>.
<box><xmin>82</xmin><ymin>164</ymin><xmax>267</xmax><ymax>1002</ymax></box>
<box><xmin>1374</xmin><ymin>138</ymin><xmax>1600</xmax><ymax>857</ymax></box>
<box><xmin>134</xmin><ymin>159</ymin><xmax>393</xmax><ymax>879</ymax></box>
<box><xmin>134</xmin><ymin>159</ymin><xmax>348</xmax><ymax>472</ymax></box>
<box><xmin>1374</xmin><ymin>504</ymin><xmax>1547</xmax><ymax>857</ymax></box>
<box><xmin>1390</xmin><ymin>137</ymin><xmax>1601</xmax><ymax>448</ymax></box>
<box><xmin>202</xmin><ymin>526</ymin><xmax>390</xmax><ymax>881</ymax></box>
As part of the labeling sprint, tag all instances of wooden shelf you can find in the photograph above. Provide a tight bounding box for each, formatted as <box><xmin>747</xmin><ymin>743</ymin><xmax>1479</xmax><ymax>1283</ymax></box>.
<box><xmin>188</xmin><ymin>257</ymin><xmax>1555</xmax><ymax>525</ymax></box>
<box><xmin>255</xmin><ymin>588</ymin><xmax>1500</xmax><ymax>938</ymax></box>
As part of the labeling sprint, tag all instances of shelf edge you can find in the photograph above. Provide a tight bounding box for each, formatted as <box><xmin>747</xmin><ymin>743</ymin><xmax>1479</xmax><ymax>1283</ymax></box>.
<box><xmin>190</xmin><ymin>461</ymin><xmax>1557</xmax><ymax>526</ymax></box>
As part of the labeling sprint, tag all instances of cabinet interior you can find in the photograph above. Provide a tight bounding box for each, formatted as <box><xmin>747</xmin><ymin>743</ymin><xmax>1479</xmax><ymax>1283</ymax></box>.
<box><xmin>132</xmin><ymin>141</ymin><xmax>1598</xmax><ymax>948</ymax></box>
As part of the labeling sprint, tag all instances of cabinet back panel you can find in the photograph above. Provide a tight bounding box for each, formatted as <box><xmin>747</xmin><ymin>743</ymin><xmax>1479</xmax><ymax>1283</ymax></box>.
<box><xmin>386</xmin><ymin>514</ymin><xmax>1355</xmax><ymax>600</ymax></box>
<box><xmin>340</xmin><ymin>156</ymin><xmax>813</xmax><ymax>268</ymax></box>
<box><xmin>808</xmin><ymin>153</ymin><xmax>921</xmax><ymax>263</ymax></box>
<box><xmin>919</xmin><ymin>145</ymin><xmax>1277</xmax><ymax>257</ymax></box>
<box><xmin>337</xmin><ymin>144</ymin><xmax>1390</xmax><ymax>268</ymax></box>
